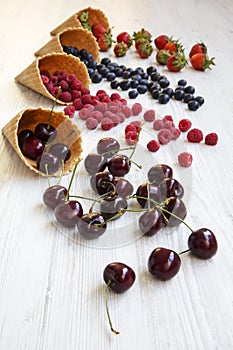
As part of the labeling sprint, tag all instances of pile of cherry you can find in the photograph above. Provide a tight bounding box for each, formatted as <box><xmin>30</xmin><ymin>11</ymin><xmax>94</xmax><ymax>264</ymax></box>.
<box><xmin>42</xmin><ymin>135</ymin><xmax>218</xmax><ymax>335</ymax></box>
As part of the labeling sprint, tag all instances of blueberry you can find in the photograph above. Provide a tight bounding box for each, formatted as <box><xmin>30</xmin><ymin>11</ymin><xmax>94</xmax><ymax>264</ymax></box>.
<box><xmin>158</xmin><ymin>93</ymin><xmax>170</xmax><ymax>104</ymax></box>
<box><xmin>159</xmin><ymin>78</ymin><xmax>170</xmax><ymax>88</ymax></box>
<box><xmin>140</xmin><ymin>72</ymin><xmax>149</xmax><ymax>80</ymax></box>
<box><xmin>114</xmin><ymin>67</ymin><xmax>124</xmax><ymax>77</ymax></box>
<box><xmin>87</xmin><ymin>68</ymin><xmax>95</xmax><ymax>77</ymax></box>
<box><xmin>157</xmin><ymin>75</ymin><xmax>167</xmax><ymax>82</ymax></box>
<box><xmin>184</xmin><ymin>85</ymin><xmax>195</xmax><ymax>94</ymax></box>
<box><xmin>91</xmin><ymin>73</ymin><xmax>102</xmax><ymax>83</ymax></box>
<box><xmin>110</xmin><ymin>80</ymin><xmax>120</xmax><ymax>89</ymax></box>
<box><xmin>183</xmin><ymin>93</ymin><xmax>194</xmax><ymax>103</ymax></box>
<box><xmin>119</xmin><ymin>65</ymin><xmax>126</xmax><ymax>71</ymax></box>
<box><xmin>188</xmin><ymin>100</ymin><xmax>200</xmax><ymax>111</ymax></box>
<box><xmin>147</xmin><ymin>66</ymin><xmax>157</xmax><ymax>75</ymax></box>
<box><xmin>126</xmin><ymin>67</ymin><xmax>134</xmax><ymax>74</ymax></box>
<box><xmin>106</xmin><ymin>72</ymin><xmax>116</xmax><ymax>81</ymax></box>
<box><xmin>122</xmin><ymin>70</ymin><xmax>132</xmax><ymax>79</ymax></box>
<box><xmin>135</xmin><ymin>67</ymin><xmax>144</xmax><ymax>74</ymax></box>
<box><xmin>79</xmin><ymin>48</ymin><xmax>89</xmax><ymax>59</ymax></box>
<box><xmin>174</xmin><ymin>89</ymin><xmax>185</xmax><ymax>100</ymax></box>
<box><xmin>148</xmin><ymin>82</ymin><xmax>160</xmax><ymax>92</ymax></box>
<box><xmin>128</xmin><ymin>90</ymin><xmax>139</xmax><ymax>99</ymax></box>
<box><xmin>151</xmin><ymin>72</ymin><xmax>160</xmax><ymax>81</ymax></box>
<box><xmin>120</xmin><ymin>79</ymin><xmax>131</xmax><ymax>90</ymax></box>
<box><xmin>137</xmin><ymin>85</ymin><xmax>148</xmax><ymax>94</ymax></box>
<box><xmin>130</xmin><ymin>79</ymin><xmax>139</xmax><ymax>88</ymax></box>
<box><xmin>101</xmin><ymin>57</ymin><xmax>111</xmax><ymax>65</ymax></box>
<box><xmin>151</xmin><ymin>90</ymin><xmax>160</xmax><ymax>99</ymax></box>
<box><xmin>178</xmin><ymin>79</ymin><xmax>187</xmax><ymax>87</ymax></box>
<box><xmin>97</xmin><ymin>64</ymin><xmax>106</xmax><ymax>73</ymax></box>
<box><xmin>162</xmin><ymin>87</ymin><xmax>174</xmax><ymax>97</ymax></box>
<box><xmin>195</xmin><ymin>96</ymin><xmax>205</xmax><ymax>106</ymax></box>
<box><xmin>140</xmin><ymin>79</ymin><xmax>149</xmax><ymax>86</ymax></box>
<box><xmin>131</xmin><ymin>74</ymin><xmax>142</xmax><ymax>81</ymax></box>
<box><xmin>99</xmin><ymin>67</ymin><xmax>110</xmax><ymax>77</ymax></box>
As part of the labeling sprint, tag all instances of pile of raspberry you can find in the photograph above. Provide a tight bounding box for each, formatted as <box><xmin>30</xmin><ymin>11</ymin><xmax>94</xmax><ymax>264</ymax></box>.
<box><xmin>40</xmin><ymin>70</ymin><xmax>89</xmax><ymax>103</ymax></box>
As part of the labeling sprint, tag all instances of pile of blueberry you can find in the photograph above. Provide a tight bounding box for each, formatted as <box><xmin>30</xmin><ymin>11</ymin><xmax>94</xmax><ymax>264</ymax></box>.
<box><xmin>62</xmin><ymin>46</ymin><xmax>97</xmax><ymax>76</ymax></box>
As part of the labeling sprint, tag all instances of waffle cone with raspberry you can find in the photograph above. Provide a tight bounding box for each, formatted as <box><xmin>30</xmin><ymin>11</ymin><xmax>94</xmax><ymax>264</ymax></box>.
<box><xmin>50</xmin><ymin>7</ymin><xmax>110</xmax><ymax>35</ymax></box>
<box><xmin>2</xmin><ymin>107</ymin><xmax>82</xmax><ymax>176</ymax></box>
<box><xmin>15</xmin><ymin>53</ymin><xmax>90</xmax><ymax>105</ymax></box>
<box><xmin>35</xmin><ymin>27</ymin><xmax>100</xmax><ymax>62</ymax></box>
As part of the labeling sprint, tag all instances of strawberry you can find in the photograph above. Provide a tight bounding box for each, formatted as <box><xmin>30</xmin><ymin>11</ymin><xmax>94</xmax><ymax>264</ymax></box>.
<box><xmin>133</xmin><ymin>28</ymin><xmax>152</xmax><ymax>43</ymax></box>
<box><xmin>98</xmin><ymin>31</ymin><xmax>115</xmax><ymax>52</ymax></box>
<box><xmin>154</xmin><ymin>35</ymin><xmax>168</xmax><ymax>50</ymax></box>
<box><xmin>156</xmin><ymin>49</ymin><xmax>171</xmax><ymax>65</ymax></box>
<box><xmin>166</xmin><ymin>53</ymin><xmax>187</xmax><ymax>72</ymax></box>
<box><xmin>78</xmin><ymin>11</ymin><xmax>92</xmax><ymax>31</ymax></box>
<box><xmin>190</xmin><ymin>53</ymin><xmax>215</xmax><ymax>71</ymax></box>
<box><xmin>163</xmin><ymin>38</ymin><xmax>183</xmax><ymax>53</ymax></box>
<box><xmin>92</xmin><ymin>22</ymin><xmax>107</xmax><ymax>39</ymax></box>
<box><xmin>189</xmin><ymin>42</ymin><xmax>207</xmax><ymax>58</ymax></box>
<box><xmin>117</xmin><ymin>32</ymin><xmax>132</xmax><ymax>48</ymax></box>
<box><xmin>113</xmin><ymin>42</ymin><xmax>128</xmax><ymax>57</ymax></box>
<box><xmin>137</xmin><ymin>41</ymin><xmax>153</xmax><ymax>58</ymax></box>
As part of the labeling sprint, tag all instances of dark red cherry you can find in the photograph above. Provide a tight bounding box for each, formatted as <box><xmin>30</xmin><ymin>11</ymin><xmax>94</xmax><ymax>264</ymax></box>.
<box><xmin>139</xmin><ymin>208</ymin><xmax>163</xmax><ymax>236</ymax></box>
<box><xmin>188</xmin><ymin>228</ymin><xmax>218</xmax><ymax>259</ymax></box>
<box><xmin>54</xmin><ymin>200</ymin><xmax>83</xmax><ymax>227</ymax></box>
<box><xmin>84</xmin><ymin>153</ymin><xmax>107</xmax><ymax>175</ymax></box>
<box><xmin>148</xmin><ymin>247</ymin><xmax>181</xmax><ymax>280</ymax></box>
<box><xmin>90</xmin><ymin>171</ymin><xmax>114</xmax><ymax>195</ymax></box>
<box><xmin>163</xmin><ymin>197</ymin><xmax>187</xmax><ymax>227</ymax></box>
<box><xmin>147</xmin><ymin>164</ymin><xmax>173</xmax><ymax>185</ymax></box>
<box><xmin>34</xmin><ymin>123</ymin><xmax>57</xmax><ymax>143</ymax></box>
<box><xmin>159</xmin><ymin>178</ymin><xmax>184</xmax><ymax>200</ymax></box>
<box><xmin>103</xmin><ymin>262</ymin><xmax>136</xmax><ymax>293</ymax></box>
<box><xmin>135</xmin><ymin>183</ymin><xmax>162</xmax><ymax>208</ymax></box>
<box><xmin>36</xmin><ymin>152</ymin><xmax>60</xmax><ymax>174</ymax></box>
<box><xmin>77</xmin><ymin>212</ymin><xmax>107</xmax><ymax>239</ymax></box>
<box><xmin>22</xmin><ymin>137</ymin><xmax>45</xmax><ymax>160</ymax></box>
<box><xmin>43</xmin><ymin>185</ymin><xmax>68</xmax><ymax>209</ymax></box>
<box><xmin>108</xmin><ymin>155</ymin><xmax>131</xmax><ymax>177</ymax></box>
<box><xmin>113</xmin><ymin>177</ymin><xmax>134</xmax><ymax>198</ymax></box>
<box><xmin>49</xmin><ymin>143</ymin><xmax>71</xmax><ymax>162</ymax></box>
<box><xmin>18</xmin><ymin>129</ymin><xmax>34</xmax><ymax>149</ymax></box>
<box><xmin>97</xmin><ymin>137</ymin><xmax>120</xmax><ymax>158</ymax></box>
<box><xmin>100</xmin><ymin>194</ymin><xmax>127</xmax><ymax>220</ymax></box>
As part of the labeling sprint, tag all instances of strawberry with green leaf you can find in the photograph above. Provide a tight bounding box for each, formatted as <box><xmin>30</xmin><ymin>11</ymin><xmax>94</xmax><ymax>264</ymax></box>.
<box><xmin>166</xmin><ymin>53</ymin><xmax>187</xmax><ymax>72</ymax></box>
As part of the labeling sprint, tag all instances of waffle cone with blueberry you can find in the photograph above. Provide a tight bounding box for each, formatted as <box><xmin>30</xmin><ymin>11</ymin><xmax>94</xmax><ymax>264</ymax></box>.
<box><xmin>15</xmin><ymin>53</ymin><xmax>90</xmax><ymax>104</ymax></box>
<box><xmin>35</xmin><ymin>27</ymin><xmax>100</xmax><ymax>62</ymax></box>
<box><xmin>2</xmin><ymin>107</ymin><xmax>82</xmax><ymax>176</ymax></box>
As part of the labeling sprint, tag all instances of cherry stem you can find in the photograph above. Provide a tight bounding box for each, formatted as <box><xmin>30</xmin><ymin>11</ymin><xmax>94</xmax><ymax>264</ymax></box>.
<box><xmin>48</xmin><ymin>86</ymin><xmax>61</xmax><ymax>129</ymax></box>
<box><xmin>179</xmin><ymin>248</ymin><xmax>191</xmax><ymax>255</ymax></box>
<box><xmin>65</xmin><ymin>158</ymin><xmax>82</xmax><ymax>201</ymax></box>
<box><xmin>105</xmin><ymin>280</ymin><xmax>120</xmax><ymax>335</ymax></box>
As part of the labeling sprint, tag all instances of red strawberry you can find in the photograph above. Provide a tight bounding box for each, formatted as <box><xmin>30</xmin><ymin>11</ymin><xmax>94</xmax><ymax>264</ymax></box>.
<box><xmin>190</xmin><ymin>53</ymin><xmax>215</xmax><ymax>71</ymax></box>
<box><xmin>189</xmin><ymin>42</ymin><xmax>207</xmax><ymax>58</ymax></box>
<box><xmin>163</xmin><ymin>38</ymin><xmax>183</xmax><ymax>53</ymax></box>
<box><xmin>98</xmin><ymin>32</ymin><xmax>114</xmax><ymax>52</ymax></box>
<box><xmin>116</xmin><ymin>32</ymin><xmax>132</xmax><ymax>48</ymax></box>
<box><xmin>113</xmin><ymin>42</ymin><xmax>128</xmax><ymax>57</ymax></box>
<box><xmin>133</xmin><ymin>28</ymin><xmax>152</xmax><ymax>42</ymax></box>
<box><xmin>154</xmin><ymin>35</ymin><xmax>168</xmax><ymax>50</ymax></box>
<box><xmin>166</xmin><ymin>54</ymin><xmax>187</xmax><ymax>72</ymax></box>
<box><xmin>156</xmin><ymin>49</ymin><xmax>171</xmax><ymax>65</ymax></box>
<box><xmin>137</xmin><ymin>41</ymin><xmax>153</xmax><ymax>58</ymax></box>
<box><xmin>92</xmin><ymin>22</ymin><xmax>107</xmax><ymax>39</ymax></box>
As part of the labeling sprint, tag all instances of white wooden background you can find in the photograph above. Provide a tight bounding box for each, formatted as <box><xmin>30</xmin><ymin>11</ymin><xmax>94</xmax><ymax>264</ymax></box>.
<box><xmin>0</xmin><ymin>0</ymin><xmax>233</xmax><ymax>349</ymax></box>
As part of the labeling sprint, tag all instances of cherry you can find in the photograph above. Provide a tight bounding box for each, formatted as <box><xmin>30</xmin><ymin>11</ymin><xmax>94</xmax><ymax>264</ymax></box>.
<box><xmin>139</xmin><ymin>208</ymin><xmax>163</xmax><ymax>236</ymax></box>
<box><xmin>147</xmin><ymin>164</ymin><xmax>173</xmax><ymax>185</ymax></box>
<box><xmin>100</xmin><ymin>194</ymin><xmax>127</xmax><ymax>220</ymax></box>
<box><xmin>18</xmin><ymin>129</ymin><xmax>34</xmax><ymax>149</ymax></box>
<box><xmin>148</xmin><ymin>247</ymin><xmax>181</xmax><ymax>280</ymax></box>
<box><xmin>77</xmin><ymin>212</ymin><xmax>107</xmax><ymax>239</ymax></box>
<box><xmin>43</xmin><ymin>185</ymin><xmax>68</xmax><ymax>209</ymax></box>
<box><xmin>49</xmin><ymin>143</ymin><xmax>71</xmax><ymax>162</ymax></box>
<box><xmin>159</xmin><ymin>178</ymin><xmax>184</xmax><ymax>200</ymax></box>
<box><xmin>84</xmin><ymin>153</ymin><xmax>107</xmax><ymax>175</ymax></box>
<box><xmin>97</xmin><ymin>137</ymin><xmax>120</xmax><ymax>158</ymax></box>
<box><xmin>108</xmin><ymin>154</ymin><xmax>131</xmax><ymax>177</ymax></box>
<box><xmin>90</xmin><ymin>171</ymin><xmax>114</xmax><ymax>195</ymax></box>
<box><xmin>36</xmin><ymin>152</ymin><xmax>60</xmax><ymax>174</ymax></box>
<box><xmin>34</xmin><ymin>123</ymin><xmax>57</xmax><ymax>143</ymax></box>
<box><xmin>22</xmin><ymin>137</ymin><xmax>45</xmax><ymax>160</ymax></box>
<box><xmin>163</xmin><ymin>197</ymin><xmax>187</xmax><ymax>227</ymax></box>
<box><xmin>135</xmin><ymin>183</ymin><xmax>162</xmax><ymax>208</ymax></box>
<box><xmin>187</xmin><ymin>228</ymin><xmax>218</xmax><ymax>259</ymax></box>
<box><xmin>103</xmin><ymin>262</ymin><xmax>136</xmax><ymax>335</ymax></box>
<box><xmin>113</xmin><ymin>177</ymin><xmax>134</xmax><ymax>198</ymax></box>
<box><xmin>54</xmin><ymin>200</ymin><xmax>83</xmax><ymax>227</ymax></box>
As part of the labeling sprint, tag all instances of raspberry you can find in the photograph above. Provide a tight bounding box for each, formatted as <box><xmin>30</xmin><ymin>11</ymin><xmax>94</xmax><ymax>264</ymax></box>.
<box><xmin>121</xmin><ymin>106</ymin><xmax>132</xmax><ymax>118</ymax></box>
<box><xmin>66</xmin><ymin>74</ymin><xmax>76</xmax><ymax>83</ymax></box>
<box><xmin>78</xmin><ymin>108</ymin><xmax>91</xmax><ymax>120</ymax></box>
<box><xmin>119</xmin><ymin>98</ymin><xmax>127</xmax><ymax>105</ymax></box>
<box><xmin>86</xmin><ymin>117</ymin><xmax>99</xmax><ymax>130</ymax></box>
<box><xmin>101</xmin><ymin>95</ymin><xmax>111</xmax><ymax>103</ymax></box>
<box><xmin>116</xmin><ymin>112</ymin><xmax>125</xmax><ymax>123</ymax></box>
<box><xmin>110</xmin><ymin>114</ymin><xmax>121</xmax><ymax>126</ymax></box>
<box><xmin>96</xmin><ymin>89</ymin><xmax>107</xmax><ymax>96</ymax></box>
<box><xmin>41</xmin><ymin>75</ymin><xmax>50</xmax><ymax>85</ymax></box>
<box><xmin>60</xmin><ymin>79</ymin><xmax>69</xmax><ymax>91</ymax></box>
<box><xmin>170</xmin><ymin>128</ymin><xmax>181</xmax><ymax>140</ymax></box>
<box><xmin>94</xmin><ymin>102</ymin><xmax>108</xmax><ymax>113</ymax></box>
<box><xmin>143</xmin><ymin>109</ymin><xmax>156</xmax><ymax>122</ymax></box>
<box><xmin>158</xmin><ymin>129</ymin><xmax>172</xmax><ymax>144</ymax></box>
<box><xmin>50</xmin><ymin>76</ymin><xmax>59</xmax><ymax>86</ymax></box>
<box><xmin>125</xmin><ymin>131</ymin><xmax>138</xmax><ymax>145</ymax></box>
<box><xmin>205</xmin><ymin>133</ymin><xmax>218</xmax><ymax>146</ymax></box>
<box><xmin>59</xmin><ymin>91</ymin><xmax>72</xmax><ymax>102</ymax></box>
<box><xmin>130</xmin><ymin>121</ymin><xmax>142</xmax><ymax>132</ymax></box>
<box><xmin>89</xmin><ymin>110</ymin><xmax>103</xmax><ymax>122</ymax></box>
<box><xmin>108</xmin><ymin>105</ymin><xmax>120</xmax><ymax>114</ymax></box>
<box><xmin>81</xmin><ymin>94</ymin><xmax>92</xmax><ymax>105</ymax></box>
<box><xmin>125</xmin><ymin>124</ymin><xmax>136</xmax><ymax>134</ymax></box>
<box><xmin>71</xmin><ymin>90</ymin><xmax>81</xmax><ymax>100</ymax></box>
<box><xmin>178</xmin><ymin>152</ymin><xmax>193</xmax><ymax>167</ymax></box>
<box><xmin>153</xmin><ymin>119</ymin><xmax>163</xmax><ymax>131</ymax></box>
<box><xmin>163</xmin><ymin>121</ymin><xmax>174</xmax><ymax>129</ymax></box>
<box><xmin>110</xmin><ymin>93</ymin><xmax>121</xmax><ymax>101</ymax></box>
<box><xmin>187</xmin><ymin>128</ymin><xmax>203</xmax><ymax>143</ymax></box>
<box><xmin>101</xmin><ymin>117</ymin><xmax>115</xmax><ymax>130</ymax></box>
<box><xmin>178</xmin><ymin>119</ymin><xmax>192</xmax><ymax>132</ymax></box>
<box><xmin>73</xmin><ymin>98</ymin><xmax>83</xmax><ymax>110</ymax></box>
<box><xmin>64</xmin><ymin>105</ymin><xmax>75</xmax><ymax>118</ymax></box>
<box><xmin>40</xmin><ymin>70</ymin><xmax>50</xmax><ymax>77</ymax></box>
<box><xmin>81</xmin><ymin>88</ymin><xmax>90</xmax><ymax>95</ymax></box>
<box><xmin>147</xmin><ymin>140</ymin><xmax>160</xmax><ymax>152</ymax></box>
<box><xmin>162</xmin><ymin>115</ymin><xmax>173</xmax><ymax>122</ymax></box>
<box><xmin>132</xmin><ymin>102</ymin><xmax>142</xmax><ymax>116</ymax></box>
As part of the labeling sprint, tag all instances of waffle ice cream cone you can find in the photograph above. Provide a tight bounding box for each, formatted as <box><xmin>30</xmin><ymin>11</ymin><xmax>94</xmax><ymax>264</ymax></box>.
<box><xmin>51</xmin><ymin>7</ymin><xmax>110</xmax><ymax>36</ymax></box>
<box><xmin>35</xmin><ymin>27</ymin><xmax>100</xmax><ymax>62</ymax></box>
<box><xmin>15</xmin><ymin>53</ymin><xmax>90</xmax><ymax>105</ymax></box>
<box><xmin>2</xmin><ymin>107</ymin><xmax>82</xmax><ymax>177</ymax></box>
